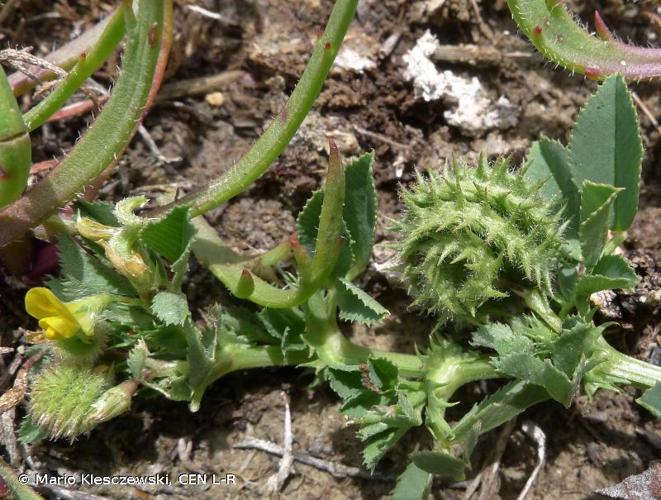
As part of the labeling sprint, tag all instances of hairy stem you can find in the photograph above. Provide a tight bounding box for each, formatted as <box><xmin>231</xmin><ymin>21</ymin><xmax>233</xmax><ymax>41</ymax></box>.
<box><xmin>23</xmin><ymin>3</ymin><xmax>128</xmax><ymax>131</ymax></box>
<box><xmin>0</xmin><ymin>1</ymin><xmax>173</xmax><ymax>248</ymax></box>
<box><xmin>151</xmin><ymin>0</ymin><xmax>358</xmax><ymax>218</ymax></box>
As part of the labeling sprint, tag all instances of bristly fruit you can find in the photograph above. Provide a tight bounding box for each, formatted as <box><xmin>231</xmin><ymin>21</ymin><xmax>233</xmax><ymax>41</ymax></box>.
<box><xmin>394</xmin><ymin>156</ymin><xmax>567</xmax><ymax>324</ymax></box>
<box><xmin>29</xmin><ymin>364</ymin><xmax>112</xmax><ymax>440</ymax></box>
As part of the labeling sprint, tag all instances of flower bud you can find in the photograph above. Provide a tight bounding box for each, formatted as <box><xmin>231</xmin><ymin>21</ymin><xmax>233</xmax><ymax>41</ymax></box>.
<box><xmin>76</xmin><ymin>217</ymin><xmax>116</xmax><ymax>241</ymax></box>
<box><xmin>99</xmin><ymin>240</ymin><xmax>157</xmax><ymax>296</ymax></box>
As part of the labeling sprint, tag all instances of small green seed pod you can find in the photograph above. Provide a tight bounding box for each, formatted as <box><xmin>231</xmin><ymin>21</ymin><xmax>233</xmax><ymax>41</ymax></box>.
<box><xmin>0</xmin><ymin>65</ymin><xmax>31</xmax><ymax>208</ymax></box>
<box><xmin>394</xmin><ymin>157</ymin><xmax>568</xmax><ymax>324</ymax></box>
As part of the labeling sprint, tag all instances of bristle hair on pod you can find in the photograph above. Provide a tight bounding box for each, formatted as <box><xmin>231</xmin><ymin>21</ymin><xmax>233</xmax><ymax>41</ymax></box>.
<box><xmin>29</xmin><ymin>364</ymin><xmax>113</xmax><ymax>440</ymax></box>
<box><xmin>394</xmin><ymin>158</ymin><xmax>566</xmax><ymax>324</ymax></box>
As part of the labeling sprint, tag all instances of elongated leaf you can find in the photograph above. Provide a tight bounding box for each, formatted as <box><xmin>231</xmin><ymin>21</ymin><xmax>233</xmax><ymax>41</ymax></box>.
<box><xmin>344</xmin><ymin>152</ymin><xmax>377</xmax><ymax>277</ymax></box>
<box><xmin>569</xmin><ymin>75</ymin><xmax>642</xmax><ymax>231</ymax></box>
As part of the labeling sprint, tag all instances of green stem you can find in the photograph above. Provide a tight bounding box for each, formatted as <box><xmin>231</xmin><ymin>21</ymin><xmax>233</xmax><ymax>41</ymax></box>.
<box><xmin>424</xmin><ymin>347</ymin><xmax>501</xmax><ymax>442</ymax></box>
<box><xmin>152</xmin><ymin>0</ymin><xmax>358</xmax><ymax>218</ymax></box>
<box><xmin>23</xmin><ymin>3</ymin><xmax>128</xmax><ymax>131</ymax></box>
<box><xmin>0</xmin><ymin>0</ymin><xmax>172</xmax><ymax>247</ymax></box>
<box><xmin>223</xmin><ymin>345</ymin><xmax>311</xmax><ymax>374</ymax></box>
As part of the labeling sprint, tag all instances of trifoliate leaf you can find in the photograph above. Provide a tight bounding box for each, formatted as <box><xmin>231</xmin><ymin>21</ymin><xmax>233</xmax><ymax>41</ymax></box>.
<box><xmin>637</xmin><ymin>383</ymin><xmax>661</xmax><ymax>418</ymax></box>
<box><xmin>391</xmin><ymin>462</ymin><xmax>431</xmax><ymax>500</ymax></box>
<box><xmin>151</xmin><ymin>292</ymin><xmax>190</xmax><ymax>326</ymax></box>
<box><xmin>326</xmin><ymin>361</ymin><xmax>425</xmax><ymax>471</ymax></box>
<box><xmin>336</xmin><ymin>278</ymin><xmax>389</xmax><ymax>326</ymax></box>
<box><xmin>569</xmin><ymin>75</ymin><xmax>642</xmax><ymax>231</ymax></box>
<box><xmin>258</xmin><ymin>307</ymin><xmax>307</xmax><ymax>357</ymax></box>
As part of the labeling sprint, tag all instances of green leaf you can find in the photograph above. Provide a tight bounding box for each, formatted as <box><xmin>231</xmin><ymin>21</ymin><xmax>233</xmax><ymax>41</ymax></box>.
<box><xmin>411</xmin><ymin>451</ymin><xmax>467</xmax><ymax>480</ymax></box>
<box><xmin>578</xmin><ymin>181</ymin><xmax>621</xmax><ymax>269</ymax></box>
<box><xmin>552</xmin><ymin>321</ymin><xmax>602</xmax><ymax>377</ymax></box>
<box><xmin>49</xmin><ymin>235</ymin><xmax>134</xmax><ymax>300</ymax></box>
<box><xmin>343</xmin><ymin>152</ymin><xmax>377</xmax><ymax>277</ymax></box>
<box><xmin>496</xmin><ymin>353</ymin><xmax>574</xmax><ymax>407</ymax></box>
<box><xmin>141</xmin><ymin>206</ymin><xmax>196</xmax><ymax>262</ymax></box>
<box><xmin>637</xmin><ymin>383</ymin><xmax>661</xmax><ymax>418</ymax></box>
<box><xmin>574</xmin><ymin>255</ymin><xmax>638</xmax><ymax>309</ymax></box>
<box><xmin>18</xmin><ymin>417</ymin><xmax>48</xmax><ymax>445</ymax></box>
<box><xmin>451</xmin><ymin>381</ymin><xmax>549</xmax><ymax>446</ymax></box>
<box><xmin>326</xmin><ymin>361</ymin><xmax>425</xmax><ymax>471</ymax></box>
<box><xmin>296</xmin><ymin>190</ymin><xmax>323</xmax><ymax>254</ymax></box>
<box><xmin>75</xmin><ymin>199</ymin><xmax>119</xmax><ymax>226</ymax></box>
<box><xmin>368</xmin><ymin>357</ymin><xmax>398</xmax><ymax>391</ymax></box>
<box><xmin>127</xmin><ymin>343</ymin><xmax>148</xmax><ymax>380</ymax></box>
<box><xmin>525</xmin><ymin>137</ymin><xmax>579</xmax><ymax>235</ymax></box>
<box><xmin>569</xmin><ymin>75</ymin><xmax>642</xmax><ymax>231</ymax></box>
<box><xmin>296</xmin><ymin>189</ymin><xmax>352</xmax><ymax>278</ymax></box>
<box><xmin>391</xmin><ymin>462</ymin><xmax>431</xmax><ymax>500</ymax></box>
<box><xmin>326</xmin><ymin>365</ymin><xmax>364</xmax><ymax>401</ymax></box>
<box><xmin>472</xmin><ymin>322</ymin><xmax>535</xmax><ymax>357</ymax></box>
<box><xmin>151</xmin><ymin>291</ymin><xmax>190</xmax><ymax>326</ymax></box>
<box><xmin>336</xmin><ymin>278</ymin><xmax>389</xmax><ymax>326</ymax></box>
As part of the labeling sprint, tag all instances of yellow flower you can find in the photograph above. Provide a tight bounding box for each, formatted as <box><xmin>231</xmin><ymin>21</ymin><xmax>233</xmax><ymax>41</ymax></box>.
<box><xmin>25</xmin><ymin>288</ymin><xmax>108</xmax><ymax>341</ymax></box>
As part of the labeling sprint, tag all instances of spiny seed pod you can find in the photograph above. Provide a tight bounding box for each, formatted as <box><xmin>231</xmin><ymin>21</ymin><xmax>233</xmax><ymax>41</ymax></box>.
<box><xmin>30</xmin><ymin>364</ymin><xmax>112</xmax><ymax>440</ymax></box>
<box><xmin>394</xmin><ymin>157</ymin><xmax>567</xmax><ymax>324</ymax></box>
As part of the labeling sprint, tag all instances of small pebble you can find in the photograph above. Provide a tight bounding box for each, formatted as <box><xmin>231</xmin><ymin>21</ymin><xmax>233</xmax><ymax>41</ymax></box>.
<box><xmin>205</xmin><ymin>91</ymin><xmax>225</xmax><ymax>107</ymax></box>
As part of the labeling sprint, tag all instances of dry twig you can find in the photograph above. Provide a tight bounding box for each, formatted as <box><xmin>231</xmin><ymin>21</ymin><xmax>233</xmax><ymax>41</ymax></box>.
<box><xmin>233</xmin><ymin>438</ymin><xmax>393</xmax><ymax>481</ymax></box>
<box><xmin>266</xmin><ymin>392</ymin><xmax>294</xmax><ymax>493</ymax></box>
<box><xmin>517</xmin><ymin>421</ymin><xmax>546</xmax><ymax>500</ymax></box>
